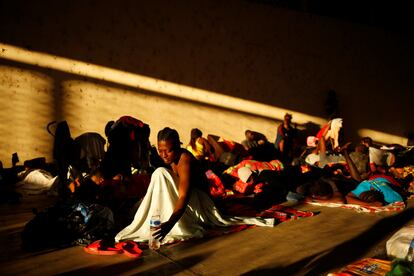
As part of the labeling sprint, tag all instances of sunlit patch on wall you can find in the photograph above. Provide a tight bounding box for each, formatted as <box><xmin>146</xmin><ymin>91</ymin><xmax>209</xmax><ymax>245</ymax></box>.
<box><xmin>0</xmin><ymin>66</ymin><xmax>54</xmax><ymax>167</ymax></box>
<box><xmin>358</xmin><ymin>128</ymin><xmax>408</xmax><ymax>146</ymax></box>
<box><xmin>60</xmin><ymin>80</ymin><xmax>283</xmax><ymax>145</ymax></box>
<box><xmin>0</xmin><ymin>43</ymin><xmax>332</xmax><ymax>150</ymax></box>
<box><xmin>0</xmin><ymin>43</ymin><xmax>326</xmax><ymax>125</ymax></box>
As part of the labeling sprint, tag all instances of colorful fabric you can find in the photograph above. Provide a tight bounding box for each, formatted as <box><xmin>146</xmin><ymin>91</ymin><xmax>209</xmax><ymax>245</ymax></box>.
<box><xmin>316</xmin><ymin>124</ymin><xmax>330</xmax><ymax>140</ymax></box>
<box><xmin>256</xmin><ymin>204</ymin><xmax>315</xmax><ymax>222</ymax></box>
<box><xmin>218</xmin><ymin>137</ymin><xmax>238</xmax><ymax>152</ymax></box>
<box><xmin>328</xmin><ymin>258</ymin><xmax>391</xmax><ymax>276</ymax></box>
<box><xmin>164</xmin><ymin>203</ymin><xmax>315</xmax><ymax>246</ymax></box>
<box><xmin>233</xmin><ymin>180</ymin><xmax>255</xmax><ymax>194</ymax></box>
<box><xmin>368</xmin><ymin>174</ymin><xmax>401</xmax><ymax>187</ymax></box>
<box><xmin>305</xmin><ymin>200</ymin><xmax>405</xmax><ymax>213</ymax></box>
<box><xmin>390</xmin><ymin>165</ymin><xmax>414</xmax><ymax>179</ymax></box>
<box><xmin>224</xmin><ymin>159</ymin><xmax>284</xmax><ymax>178</ymax></box>
<box><xmin>351</xmin><ymin>178</ymin><xmax>403</xmax><ymax>204</ymax></box>
<box><xmin>222</xmin><ymin>202</ymin><xmax>315</xmax><ymax>223</ymax></box>
<box><xmin>115</xmin><ymin>168</ymin><xmax>274</xmax><ymax>244</ymax></box>
<box><xmin>205</xmin><ymin>170</ymin><xmax>226</xmax><ymax>198</ymax></box>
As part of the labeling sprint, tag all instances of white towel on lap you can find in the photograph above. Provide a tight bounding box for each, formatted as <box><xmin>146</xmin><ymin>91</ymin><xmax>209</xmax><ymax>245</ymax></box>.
<box><xmin>115</xmin><ymin>167</ymin><xmax>274</xmax><ymax>244</ymax></box>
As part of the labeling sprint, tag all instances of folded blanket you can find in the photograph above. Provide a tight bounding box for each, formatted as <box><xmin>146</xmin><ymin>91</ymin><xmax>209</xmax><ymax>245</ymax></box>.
<box><xmin>223</xmin><ymin>202</ymin><xmax>316</xmax><ymax>223</ymax></box>
<box><xmin>304</xmin><ymin>201</ymin><xmax>405</xmax><ymax>213</ymax></box>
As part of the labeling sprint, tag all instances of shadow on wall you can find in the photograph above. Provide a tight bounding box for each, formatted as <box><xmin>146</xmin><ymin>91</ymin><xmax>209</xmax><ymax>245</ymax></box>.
<box><xmin>0</xmin><ymin>65</ymin><xmax>55</xmax><ymax>167</ymax></box>
<box><xmin>0</xmin><ymin>0</ymin><xmax>413</xmax><ymax>145</ymax></box>
<box><xmin>1</xmin><ymin>41</ymin><xmax>411</xmax><ymax>168</ymax></box>
<box><xmin>0</xmin><ymin>43</ymin><xmax>330</xmax><ymax>167</ymax></box>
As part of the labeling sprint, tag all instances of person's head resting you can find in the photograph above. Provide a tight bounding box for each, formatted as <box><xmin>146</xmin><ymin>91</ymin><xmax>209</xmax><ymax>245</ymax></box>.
<box><xmin>359</xmin><ymin>189</ymin><xmax>385</xmax><ymax>205</ymax></box>
<box><xmin>157</xmin><ymin>127</ymin><xmax>182</xmax><ymax>165</ymax></box>
<box><xmin>298</xmin><ymin>178</ymin><xmax>333</xmax><ymax>200</ymax></box>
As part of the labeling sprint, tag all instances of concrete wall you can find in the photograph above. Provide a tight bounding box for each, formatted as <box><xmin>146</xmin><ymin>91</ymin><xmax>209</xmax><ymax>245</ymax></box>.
<box><xmin>0</xmin><ymin>0</ymin><xmax>413</xmax><ymax>167</ymax></box>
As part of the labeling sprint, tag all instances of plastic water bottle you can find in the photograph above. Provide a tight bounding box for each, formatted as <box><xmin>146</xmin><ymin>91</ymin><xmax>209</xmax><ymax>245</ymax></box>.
<box><xmin>149</xmin><ymin>214</ymin><xmax>161</xmax><ymax>250</ymax></box>
<box><xmin>406</xmin><ymin>239</ymin><xmax>414</xmax><ymax>262</ymax></box>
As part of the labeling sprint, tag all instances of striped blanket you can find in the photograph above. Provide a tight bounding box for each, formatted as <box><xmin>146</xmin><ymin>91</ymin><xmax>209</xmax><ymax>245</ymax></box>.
<box><xmin>305</xmin><ymin>201</ymin><xmax>406</xmax><ymax>213</ymax></box>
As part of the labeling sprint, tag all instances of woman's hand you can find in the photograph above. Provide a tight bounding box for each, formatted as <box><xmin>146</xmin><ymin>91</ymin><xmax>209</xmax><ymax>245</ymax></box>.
<box><xmin>153</xmin><ymin>220</ymin><xmax>175</xmax><ymax>242</ymax></box>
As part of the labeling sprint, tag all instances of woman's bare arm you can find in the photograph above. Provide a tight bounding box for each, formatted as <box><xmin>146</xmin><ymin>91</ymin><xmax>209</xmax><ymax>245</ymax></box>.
<box><xmin>154</xmin><ymin>152</ymin><xmax>192</xmax><ymax>241</ymax></box>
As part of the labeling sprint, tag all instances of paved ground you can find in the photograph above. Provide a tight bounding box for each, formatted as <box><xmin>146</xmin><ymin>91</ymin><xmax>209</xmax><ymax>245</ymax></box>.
<box><xmin>0</xmin><ymin>192</ymin><xmax>413</xmax><ymax>276</ymax></box>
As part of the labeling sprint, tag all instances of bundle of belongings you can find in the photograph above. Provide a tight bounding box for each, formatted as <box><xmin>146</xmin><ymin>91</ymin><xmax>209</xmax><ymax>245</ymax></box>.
<box><xmin>16</xmin><ymin>169</ymin><xmax>58</xmax><ymax>195</ymax></box>
<box><xmin>21</xmin><ymin>201</ymin><xmax>116</xmax><ymax>252</ymax></box>
<box><xmin>224</xmin><ymin>159</ymin><xmax>284</xmax><ymax>194</ymax></box>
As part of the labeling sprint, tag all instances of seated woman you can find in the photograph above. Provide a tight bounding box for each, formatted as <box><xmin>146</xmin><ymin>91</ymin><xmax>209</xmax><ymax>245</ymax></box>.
<box><xmin>186</xmin><ymin>128</ymin><xmax>214</xmax><ymax>162</ymax></box>
<box><xmin>115</xmin><ymin>127</ymin><xmax>274</xmax><ymax>245</ymax></box>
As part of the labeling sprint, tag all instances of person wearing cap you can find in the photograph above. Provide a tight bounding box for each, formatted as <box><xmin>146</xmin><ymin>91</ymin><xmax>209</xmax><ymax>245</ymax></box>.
<box><xmin>275</xmin><ymin>113</ymin><xmax>297</xmax><ymax>165</ymax></box>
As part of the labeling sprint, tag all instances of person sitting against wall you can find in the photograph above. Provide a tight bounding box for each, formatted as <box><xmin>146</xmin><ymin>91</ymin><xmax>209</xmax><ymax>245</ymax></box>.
<box><xmin>275</xmin><ymin>113</ymin><xmax>298</xmax><ymax>165</ymax></box>
<box><xmin>186</xmin><ymin>128</ymin><xmax>215</xmax><ymax>163</ymax></box>
<box><xmin>241</xmin><ymin>130</ymin><xmax>268</xmax><ymax>150</ymax></box>
<box><xmin>242</xmin><ymin>130</ymin><xmax>277</xmax><ymax>162</ymax></box>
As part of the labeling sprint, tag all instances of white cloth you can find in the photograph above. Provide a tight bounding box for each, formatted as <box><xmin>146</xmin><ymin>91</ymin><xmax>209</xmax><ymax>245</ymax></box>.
<box><xmin>16</xmin><ymin>169</ymin><xmax>58</xmax><ymax>194</ymax></box>
<box><xmin>115</xmin><ymin>167</ymin><xmax>274</xmax><ymax>244</ymax></box>
<box><xmin>369</xmin><ymin>147</ymin><xmax>395</xmax><ymax>167</ymax></box>
<box><xmin>325</xmin><ymin>118</ymin><xmax>343</xmax><ymax>149</ymax></box>
<box><xmin>386</xmin><ymin>223</ymin><xmax>414</xmax><ymax>259</ymax></box>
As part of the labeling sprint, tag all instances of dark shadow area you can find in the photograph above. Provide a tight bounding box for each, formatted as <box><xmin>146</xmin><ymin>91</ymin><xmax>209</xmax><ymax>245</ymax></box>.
<box><xmin>57</xmin><ymin>251</ymin><xmax>212</xmax><ymax>276</ymax></box>
<box><xmin>248</xmin><ymin>0</ymin><xmax>413</xmax><ymax>34</ymax></box>
<box><xmin>243</xmin><ymin>206</ymin><xmax>414</xmax><ymax>276</ymax></box>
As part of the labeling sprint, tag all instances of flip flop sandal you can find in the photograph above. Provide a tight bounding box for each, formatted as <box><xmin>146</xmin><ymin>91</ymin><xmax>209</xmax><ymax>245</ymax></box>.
<box><xmin>84</xmin><ymin>240</ymin><xmax>124</xmax><ymax>255</ymax></box>
<box><xmin>115</xmin><ymin>241</ymin><xmax>143</xmax><ymax>258</ymax></box>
